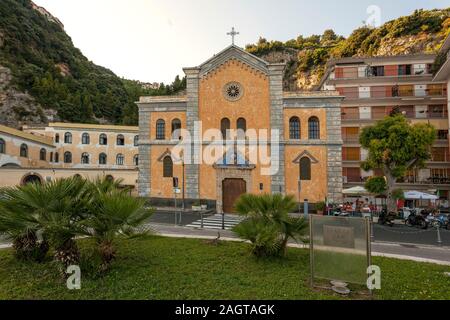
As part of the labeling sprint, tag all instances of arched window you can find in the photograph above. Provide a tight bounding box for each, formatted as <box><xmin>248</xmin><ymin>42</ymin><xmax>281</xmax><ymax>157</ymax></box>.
<box><xmin>50</xmin><ymin>152</ymin><xmax>53</xmax><ymax>162</ymax></box>
<box><xmin>289</xmin><ymin>117</ymin><xmax>300</xmax><ymax>139</ymax></box>
<box><xmin>54</xmin><ymin>152</ymin><xmax>59</xmax><ymax>163</ymax></box>
<box><xmin>220</xmin><ymin>118</ymin><xmax>230</xmax><ymax>140</ymax></box>
<box><xmin>116</xmin><ymin>134</ymin><xmax>125</xmax><ymax>146</ymax></box>
<box><xmin>134</xmin><ymin>135</ymin><xmax>139</xmax><ymax>146</ymax></box>
<box><xmin>64</xmin><ymin>151</ymin><xmax>72</xmax><ymax>163</ymax></box>
<box><xmin>64</xmin><ymin>132</ymin><xmax>72</xmax><ymax>144</ymax></box>
<box><xmin>308</xmin><ymin>117</ymin><xmax>320</xmax><ymax>139</ymax></box>
<box><xmin>0</xmin><ymin>138</ymin><xmax>5</xmax><ymax>154</ymax></box>
<box><xmin>171</xmin><ymin>119</ymin><xmax>181</xmax><ymax>139</ymax></box>
<box><xmin>55</xmin><ymin>134</ymin><xmax>59</xmax><ymax>143</ymax></box>
<box><xmin>163</xmin><ymin>156</ymin><xmax>173</xmax><ymax>177</ymax></box>
<box><xmin>39</xmin><ymin>148</ymin><xmax>46</xmax><ymax>161</ymax></box>
<box><xmin>99</xmin><ymin>133</ymin><xmax>108</xmax><ymax>145</ymax></box>
<box><xmin>81</xmin><ymin>152</ymin><xmax>90</xmax><ymax>164</ymax></box>
<box><xmin>116</xmin><ymin>154</ymin><xmax>124</xmax><ymax>165</ymax></box>
<box><xmin>99</xmin><ymin>153</ymin><xmax>107</xmax><ymax>165</ymax></box>
<box><xmin>156</xmin><ymin>119</ymin><xmax>165</xmax><ymax>140</ymax></box>
<box><xmin>20</xmin><ymin>144</ymin><xmax>28</xmax><ymax>158</ymax></box>
<box><xmin>81</xmin><ymin>133</ymin><xmax>90</xmax><ymax>144</ymax></box>
<box><xmin>237</xmin><ymin>118</ymin><xmax>246</xmax><ymax>139</ymax></box>
<box><xmin>299</xmin><ymin>157</ymin><xmax>311</xmax><ymax>181</ymax></box>
<box><xmin>133</xmin><ymin>154</ymin><xmax>139</xmax><ymax>166</ymax></box>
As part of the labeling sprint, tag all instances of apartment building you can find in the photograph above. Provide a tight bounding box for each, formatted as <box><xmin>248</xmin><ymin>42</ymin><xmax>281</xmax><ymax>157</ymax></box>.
<box><xmin>319</xmin><ymin>54</ymin><xmax>450</xmax><ymax>202</ymax></box>
<box><xmin>0</xmin><ymin>123</ymin><xmax>139</xmax><ymax>189</ymax></box>
<box><xmin>0</xmin><ymin>124</ymin><xmax>55</xmax><ymax>171</ymax></box>
<box><xmin>24</xmin><ymin>123</ymin><xmax>139</xmax><ymax>169</ymax></box>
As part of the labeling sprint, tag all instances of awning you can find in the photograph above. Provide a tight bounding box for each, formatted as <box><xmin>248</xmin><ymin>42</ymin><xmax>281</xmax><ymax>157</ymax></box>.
<box><xmin>403</xmin><ymin>190</ymin><xmax>438</xmax><ymax>200</ymax></box>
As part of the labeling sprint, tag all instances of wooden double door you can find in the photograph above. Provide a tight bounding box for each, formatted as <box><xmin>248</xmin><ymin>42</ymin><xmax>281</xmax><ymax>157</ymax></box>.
<box><xmin>222</xmin><ymin>178</ymin><xmax>246</xmax><ymax>213</ymax></box>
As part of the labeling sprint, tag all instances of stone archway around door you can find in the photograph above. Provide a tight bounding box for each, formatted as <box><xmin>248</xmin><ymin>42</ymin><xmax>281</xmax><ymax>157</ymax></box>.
<box><xmin>215</xmin><ymin>165</ymin><xmax>253</xmax><ymax>213</ymax></box>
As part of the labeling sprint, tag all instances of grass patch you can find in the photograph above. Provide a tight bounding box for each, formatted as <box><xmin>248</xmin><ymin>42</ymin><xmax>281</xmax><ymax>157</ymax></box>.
<box><xmin>0</xmin><ymin>235</ymin><xmax>449</xmax><ymax>300</ymax></box>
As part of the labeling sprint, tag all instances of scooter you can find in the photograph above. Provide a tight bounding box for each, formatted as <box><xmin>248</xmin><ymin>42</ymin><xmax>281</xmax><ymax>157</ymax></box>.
<box><xmin>405</xmin><ymin>209</ymin><xmax>428</xmax><ymax>229</ymax></box>
<box><xmin>377</xmin><ymin>209</ymin><xmax>396</xmax><ymax>227</ymax></box>
<box><xmin>426</xmin><ymin>213</ymin><xmax>450</xmax><ymax>229</ymax></box>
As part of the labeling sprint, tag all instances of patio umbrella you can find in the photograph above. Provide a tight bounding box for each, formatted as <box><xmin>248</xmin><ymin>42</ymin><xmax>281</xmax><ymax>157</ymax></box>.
<box><xmin>403</xmin><ymin>190</ymin><xmax>438</xmax><ymax>200</ymax></box>
<box><xmin>342</xmin><ymin>186</ymin><xmax>372</xmax><ymax>196</ymax></box>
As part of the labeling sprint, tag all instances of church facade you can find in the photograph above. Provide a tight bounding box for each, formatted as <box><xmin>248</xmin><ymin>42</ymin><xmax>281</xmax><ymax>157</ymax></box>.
<box><xmin>137</xmin><ymin>45</ymin><xmax>343</xmax><ymax>212</ymax></box>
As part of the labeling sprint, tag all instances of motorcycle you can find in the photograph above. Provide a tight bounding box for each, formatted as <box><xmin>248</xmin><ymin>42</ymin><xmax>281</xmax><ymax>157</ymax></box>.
<box><xmin>377</xmin><ymin>209</ymin><xmax>396</xmax><ymax>227</ymax></box>
<box><xmin>405</xmin><ymin>209</ymin><xmax>428</xmax><ymax>229</ymax></box>
<box><xmin>426</xmin><ymin>213</ymin><xmax>450</xmax><ymax>229</ymax></box>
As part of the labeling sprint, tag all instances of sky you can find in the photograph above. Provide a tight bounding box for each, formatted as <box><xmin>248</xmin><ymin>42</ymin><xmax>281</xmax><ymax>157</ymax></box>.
<box><xmin>33</xmin><ymin>0</ymin><xmax>450</xmax><ymax>84</ymax></box>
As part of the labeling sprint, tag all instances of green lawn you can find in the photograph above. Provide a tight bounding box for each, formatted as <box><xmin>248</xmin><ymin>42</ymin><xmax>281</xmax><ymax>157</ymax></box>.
<box><xmin>0</xmin><ymin>235</ymin><xmax>449</xmax><ymax>300</ymax></box>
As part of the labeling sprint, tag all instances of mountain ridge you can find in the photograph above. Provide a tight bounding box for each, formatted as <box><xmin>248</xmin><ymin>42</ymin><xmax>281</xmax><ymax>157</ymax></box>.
<box><xmin>0</xmin><ymin>2</ymin><xmax>449</xmax><ymax>128</ymax></box>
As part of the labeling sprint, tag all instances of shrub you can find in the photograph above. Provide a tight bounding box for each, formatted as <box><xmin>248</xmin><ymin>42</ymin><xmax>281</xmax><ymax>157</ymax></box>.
<box><xmin>233</xmin><ymin>194</ymin><xmax>308</xmax><ymax>257</ymax></box>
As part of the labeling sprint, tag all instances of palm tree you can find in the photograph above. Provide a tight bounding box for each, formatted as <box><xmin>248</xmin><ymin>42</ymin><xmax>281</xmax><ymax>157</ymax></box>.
<box><xmin>233</xmin><ymin>193</ymin><xmax>308</xmax><ymax>257</ymax></box>
<box><xmin>0</xmin><ymin>185</ymin><xmax>49</xmax><ymax>261</ymax></box>
<box><xmin>30</xmin><ymin>177</ymin><xmax>89</xmax><ymax>272</ymax></box>
<box><xmin>81</xmin><ymin>178</ymin><xmax>153</xmax><ymax>271</ymax></box>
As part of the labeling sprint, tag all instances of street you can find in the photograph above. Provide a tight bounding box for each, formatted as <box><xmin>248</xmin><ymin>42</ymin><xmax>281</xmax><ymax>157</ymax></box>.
<box><xmin>148</xmin><ymin>210</ymin><xmax>450</xmax><ymax>247</ymax></box>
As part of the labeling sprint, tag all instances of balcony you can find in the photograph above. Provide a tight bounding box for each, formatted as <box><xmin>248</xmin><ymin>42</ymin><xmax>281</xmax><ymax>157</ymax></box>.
<box><xmin>338</xmin><ymin>85</ymin><xmax>447</xmax><ymax>100</ymax></box>
<box><xmin>431</xmin><ymin>148</ymin><xmax>450</xmax><ymax>163</ymax></box>
<box><xmin>342</xmin><ymin>134</ymin><xmax>360</xmax><ymax>143</ymax></box>
<box><xmin>341</xmin><ymin>105</ymin><xmax>448</xmax><ymax>122</ymax></box>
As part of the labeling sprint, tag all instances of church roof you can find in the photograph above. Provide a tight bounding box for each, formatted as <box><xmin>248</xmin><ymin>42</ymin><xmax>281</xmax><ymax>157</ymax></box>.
<box><xmin>186</xmin><ymin>44</ymin><xmax>285</xmax><ymax>77</ymax></box>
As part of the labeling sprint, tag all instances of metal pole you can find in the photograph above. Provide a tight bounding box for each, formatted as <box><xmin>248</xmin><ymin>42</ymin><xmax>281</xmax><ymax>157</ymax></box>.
<box><xmin>437</xmin><ymin>224</ymin><xmax>442</xmax><ymax>246</ymax></box>
<box><xmin>309</xmin><ymin>214</ymin><xmax>314</xmax><ymax>287</ymax></box>
<box><xmin>370</xmin><ymin>218</ymin><xmax>374</xmax><ymax>240</ymax></box>
<box><xmin>174</xmin><ymin>191</ymin><xmax>178</xmax><ymax>225</ymax></box>
<box><xmin>182</xmin><ymin>160</ymin><xmax>185</xmax><ymax>212</ymax></box>
<box><xmin>304</xmin><ymin>199</ymin><xmax>308</xmax><ymax>219</ymax></box>
<box><xmin>366</xmin><ymin>217</ymin><xmax>372</xmax><ymax>296</ymax></box>
<box><xmin>222</xmin><ymin>211</ymin><xmax>225</xmax><ymax>230</ymax></box>
<box><xmin>201</xmin><ymin>211</ymin><xmax>204</xmax><ymax>228</ymax></box>
<box><xmin>298</xmin><ymin>180</ymin><xmax>302</xmax><ymax>214</ymax></box>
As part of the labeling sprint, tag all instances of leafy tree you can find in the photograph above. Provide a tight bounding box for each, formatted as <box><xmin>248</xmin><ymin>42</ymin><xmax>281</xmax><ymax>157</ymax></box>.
<box><xmin>360</xmin><ymin>115</ymin><xmax>436</xmax><ymax>212</ymax></box>
<box><xmin>364</xmin><ymin>176</ymin><xmax>387</xmax><ymax>195</ymax></box>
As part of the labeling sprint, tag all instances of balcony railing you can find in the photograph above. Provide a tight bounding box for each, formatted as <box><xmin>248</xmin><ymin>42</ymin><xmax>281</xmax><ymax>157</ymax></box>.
<box><xmin>338</xmin><ymin>85</ymin><xmax>447</xmax><ymax>99</ymax></box>
<box><xmin>341</xmin><ymin>106</ymin><xmax>448</xmax><ymax>121</ymax></box>
<box><xmin>342</xmin><ymin>135</ymin><xmax>360</xmax><ymax>143</ymax></box>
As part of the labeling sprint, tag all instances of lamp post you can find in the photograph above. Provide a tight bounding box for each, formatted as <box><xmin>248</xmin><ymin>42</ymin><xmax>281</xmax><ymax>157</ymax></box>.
<box><xmin>181</xmin><ymin>151</ymin><xmax>185</xmax><ymax>212</ymax></box>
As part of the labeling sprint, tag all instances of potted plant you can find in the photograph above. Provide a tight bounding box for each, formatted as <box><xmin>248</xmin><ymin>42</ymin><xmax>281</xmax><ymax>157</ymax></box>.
<box><xmin>315</xmin><ymin>201</ymin><xmax>326</xmax><ymax>215</ymax></box>
<box><xmin>192</xmin><ymin>200</ymin><xmax>201</xmax><ymax>211</ymax></box>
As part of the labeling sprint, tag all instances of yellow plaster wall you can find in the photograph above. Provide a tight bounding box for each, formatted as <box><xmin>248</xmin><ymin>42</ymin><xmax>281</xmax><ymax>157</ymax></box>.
<box><xmin>0</xmin><ymin>133</ymin><xmax>53</xmax><ymax>168</ymax></box>
<box><xmin>283</xmin><ymin>109</ymin><xmax>328</xmax><ymax>140</ymax></box>
<box><xmin>198</xmin><ymin>59</ymin><xmax>271</xmax><ymax>199</ymax></box>
<box><xmin>284</xmin><ymin>145</ymin><xmax>328</xmax><ymax>203</ymax></box>
<box><xmin>150</xmin><ymin>145</ymin><xmax>186</xmax><ymax>198</ymax></box>
<box><xmin>150</xmin><ymin>112</ymin><xmax>186</xmax><ymax>140</ymax></box>
<box><xmin>26</xmin><ymin>128</ymin><xmax>139</xmax><ymax>169</ymax></box>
